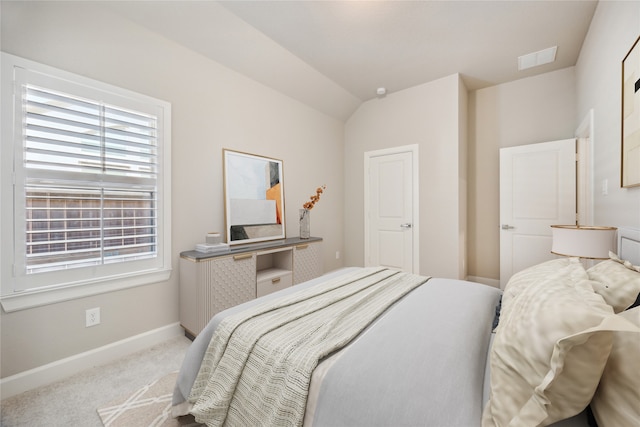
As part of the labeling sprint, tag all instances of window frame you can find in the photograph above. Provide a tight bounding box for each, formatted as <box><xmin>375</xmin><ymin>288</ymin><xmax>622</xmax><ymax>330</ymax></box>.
<box><xmin>1</xmin><ymin>53</ymin><xmax>172</xmax><ymax>312</ymax></box>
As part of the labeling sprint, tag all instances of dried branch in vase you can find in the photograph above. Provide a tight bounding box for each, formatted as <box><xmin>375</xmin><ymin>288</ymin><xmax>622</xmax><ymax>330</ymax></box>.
<box><xmin>302</xmin><ymin>185</ymin><xmax>326</xmax><ymax>210</ymax></box>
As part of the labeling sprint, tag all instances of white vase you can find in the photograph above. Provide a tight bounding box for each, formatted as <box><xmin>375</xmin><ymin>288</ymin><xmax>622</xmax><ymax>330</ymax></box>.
<box><xmin>299</xmin><ymin>209</ymin><xmax>310</xmax><ymax>239</ymax></box>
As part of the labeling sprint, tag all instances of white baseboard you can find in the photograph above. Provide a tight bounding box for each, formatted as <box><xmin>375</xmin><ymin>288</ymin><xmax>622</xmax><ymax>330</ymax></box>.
<box><xmin>466</xmin><ymin>275</ymin><xmax>501</xmax><ymax>289</ymax></box>
<box><xmin>0</xmin><ymin>322</ymin><xmax>183</xmax><ymax>400</ymax></box>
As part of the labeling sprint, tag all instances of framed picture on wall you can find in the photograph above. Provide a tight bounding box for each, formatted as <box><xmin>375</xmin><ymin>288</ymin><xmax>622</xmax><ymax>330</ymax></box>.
<box><xmin>622</xmin><ymin>35</ymin><xmax>640</xmax><ymax>188</ymax></box>
<box><xmin>223</xmin><ymin>149</ymin><xmax>286</xmax><ymax>245</ymax></box>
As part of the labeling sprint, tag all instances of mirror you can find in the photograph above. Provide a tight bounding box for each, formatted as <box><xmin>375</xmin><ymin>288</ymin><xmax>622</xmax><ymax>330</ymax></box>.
<box><xmin>622</xmin><ymin>35</ymin><xmax>640</xmax><ymax>188</ymax></box>
<box><xmin>223</xmin><ymin>149</ymin><xmax>285</xmax><ymax>245</ymax></box>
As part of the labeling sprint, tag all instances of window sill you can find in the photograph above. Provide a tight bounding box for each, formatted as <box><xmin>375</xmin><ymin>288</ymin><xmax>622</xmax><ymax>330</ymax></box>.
<box><xmin>0</xmin><ymin>268</ymin><xmax>172</xmax><ymax>313</ymax></box>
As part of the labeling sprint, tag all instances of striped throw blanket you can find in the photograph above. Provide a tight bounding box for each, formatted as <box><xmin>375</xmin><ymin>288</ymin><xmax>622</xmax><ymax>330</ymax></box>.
<box><xmin>188</xmin><ymin>267</ymin><xmax>429</xmax><ymax>427</ymax></box>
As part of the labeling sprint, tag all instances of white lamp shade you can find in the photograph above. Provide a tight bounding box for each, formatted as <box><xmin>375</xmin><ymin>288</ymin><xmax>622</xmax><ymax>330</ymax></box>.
<box><xmin>551</xmin><ymin>225</ymin><xmax>617</xmax><ymax>259</ymax></box>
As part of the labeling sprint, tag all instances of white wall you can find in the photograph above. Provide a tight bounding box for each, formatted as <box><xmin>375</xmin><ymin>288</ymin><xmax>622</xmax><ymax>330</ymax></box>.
<box><xmin>576</xmin><ymin>0</ymin><xmax>640</xmax><ymax>229</ymax></box>
<box><xmin>467</xmin><ymin>0</ymin><xmax>640</xmax><ymax>282</ymax></box>
<box><xmin>468</xmin><ymin>68</ymin><xmax>577</xmax><ymax>281</ymax></box>
<box><xmin>0</xmin><ymin>1</ymin><xmax>345</xmax><ymax>378</ymax></box>
<box><xmin>344</xmin><ymin>74</ymin><xmax>467</xmax><ymax>279</ymax></box>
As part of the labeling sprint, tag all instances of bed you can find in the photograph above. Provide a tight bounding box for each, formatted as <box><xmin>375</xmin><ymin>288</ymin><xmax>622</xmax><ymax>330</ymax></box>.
<box><xmin>172</xmin><ymin>226</ymin><xmax>640</xmax><ymax>427</ymax></box>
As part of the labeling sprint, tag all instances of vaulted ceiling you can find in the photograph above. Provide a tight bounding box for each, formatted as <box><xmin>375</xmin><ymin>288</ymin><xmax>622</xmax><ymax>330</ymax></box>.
<box><xmin>102</xmin><ymin>1</ymin><xmax>598</xmax><ymax>120</ymax></box>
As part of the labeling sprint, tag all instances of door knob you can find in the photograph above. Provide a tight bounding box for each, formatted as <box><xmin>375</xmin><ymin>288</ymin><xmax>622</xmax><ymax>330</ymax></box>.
<box><xmin>400</xmin><ymin>223</ymin><xmax>412</xmax><ymax>229</ymax></box>
<box><xmin>501</xmin><ymin>224</ymin><xmax>515</xmax><ymax>230</ymax></box>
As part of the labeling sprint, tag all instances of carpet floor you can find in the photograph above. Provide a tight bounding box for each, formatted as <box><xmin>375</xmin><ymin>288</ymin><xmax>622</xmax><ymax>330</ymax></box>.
<box><xmin>1</xmin><ymin>335</ymin><xmax>192</xmax><ymax>427</ymax></box>
<box><xmin>97</xmin><ymin>371</ymin><xmax>203</xmax><ymax>427</ymax></box>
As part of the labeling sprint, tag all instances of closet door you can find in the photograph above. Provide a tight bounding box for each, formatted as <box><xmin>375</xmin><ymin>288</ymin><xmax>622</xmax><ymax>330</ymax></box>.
<box><xmin>364</xmin><ymin>145</ymin><xmax>419</xmax><ymax>274</ymax></box>
<box><xmin>499</xmin><ymin>139</ymin><xmax>576</xmax><ymax>288</ymax></box>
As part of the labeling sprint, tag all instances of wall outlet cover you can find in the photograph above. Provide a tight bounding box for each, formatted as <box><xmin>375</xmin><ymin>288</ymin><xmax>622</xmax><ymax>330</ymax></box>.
<box><xmin>86</xmin><ymin>307</ymin><xmax>101</xmax><ymax>327</ymax></box>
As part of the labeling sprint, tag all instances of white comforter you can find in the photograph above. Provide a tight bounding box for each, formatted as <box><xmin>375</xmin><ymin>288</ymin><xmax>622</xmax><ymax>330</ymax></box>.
<box><xmin>173</xmin><ymin>267</ymin><xmax>589</xmax><ymax>426</ymax></box>
<box><xmin>187</xmin><ymin>268</ymin><xmax>428</xmax><ymax>426</ymax></box>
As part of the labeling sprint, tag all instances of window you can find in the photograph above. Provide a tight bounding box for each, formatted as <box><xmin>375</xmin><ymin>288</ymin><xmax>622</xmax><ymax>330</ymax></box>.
<box><xmin>1</xmin><ymin>53</ymin><xmax>172</xmax><ymax>311</ymax></box>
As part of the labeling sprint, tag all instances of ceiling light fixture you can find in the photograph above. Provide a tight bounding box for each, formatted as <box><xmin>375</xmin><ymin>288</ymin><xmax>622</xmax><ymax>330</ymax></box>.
<box><xmin>376</xmin><ymin>87</ymin><xmax>386</xmax><ymax>97</ymax></box>
<box><xmin>518</xmin><ymin>46</ymin><xmax>558</xmax><ymax>71</ymax></box>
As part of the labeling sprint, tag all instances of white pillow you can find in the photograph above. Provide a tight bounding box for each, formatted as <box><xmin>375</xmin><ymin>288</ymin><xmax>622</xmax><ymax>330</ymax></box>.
<box><xmin>502</xmin><ymin>257</ymin><xmax>587</xmax><ymax>304</ymax></box>
<box><xmin>483</xmin><ymin>264</ymin><xmax>639</xmax><ymax>427</ymax></box>
<box><xmin>591</xmin><ymin>307</ymin><xmax>640</xmax><ymax>427</ymax></box>
<box><xmin>500</xmin><ymin>257</ymin><xmax>586</xmax><ymax>322</ymax></box>
<box><xmin>587</xmin><ymin>253</ymin><xmax>640</xmax><ymax>312</ymax></box>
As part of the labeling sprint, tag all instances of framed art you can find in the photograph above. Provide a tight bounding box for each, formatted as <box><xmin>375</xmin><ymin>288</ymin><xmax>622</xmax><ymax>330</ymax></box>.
<box><xmin>622</xmin><ymin>35</ymin><xmax>640</xmax><ymax>188</ymax></box>
<box><xmin>223</xmin><ymin>149</ymin><xmax>286</xmax><ymax>245</ymax></box>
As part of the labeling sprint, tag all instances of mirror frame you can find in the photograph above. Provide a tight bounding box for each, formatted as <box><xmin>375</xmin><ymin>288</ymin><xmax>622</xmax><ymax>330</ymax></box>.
<box><xmin>622</xmin><ymin>35</ymin><xmax>640</xmax><ymax>188</ymax></box>
<box><xmin>223</xmin><ymin>149</ymin><xmax>286</xmax><ymax>245</ymax></box>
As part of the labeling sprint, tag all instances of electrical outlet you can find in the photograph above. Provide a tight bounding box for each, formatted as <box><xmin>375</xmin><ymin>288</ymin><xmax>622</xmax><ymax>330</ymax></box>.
<box><xmin>85</xmin><ymin>307</ymin><xmax>100</xmax><ymax>327</ymax></box>
<box><xmin>336</xmin><ymin>251</ymin><xmax>340</xmax><ymax>259</ymax></box>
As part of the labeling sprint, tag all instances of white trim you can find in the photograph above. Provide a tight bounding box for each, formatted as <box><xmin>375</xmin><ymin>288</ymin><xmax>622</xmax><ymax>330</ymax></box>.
<box><xmin>466</xmin><ymin>275</ymin><xmax>500</xmax><ymax>288</ymax></box>
<box><xmin>364</xmin><ymin>144</ymin><xmax>420</xmax><ymax>274</ymax></box>
<box><xmin>575</xmin><ymin>109</ymin><xmax>594</xmax><ymax>226</ymax></box>
<box><xmin>0</xmin><ymin>322</ymin><xmax>183</xmax><ymax>399</ymax></box>
<box><xmin>1</xmin><ymin>52</ymin><xmax>172</xmax><ymax>309</ymax></box>
<box><xmin>0</xmin><ymin>268</ymin><xmax>171</xmax><ymax>312</ymax></box>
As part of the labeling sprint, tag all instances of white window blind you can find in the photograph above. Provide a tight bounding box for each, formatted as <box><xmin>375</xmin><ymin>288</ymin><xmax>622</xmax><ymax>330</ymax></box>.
<box><xmin>24</xmin><ymin>86</ymin><xmax>158</xmax><ymax>274</ymax></box>
<box><xmin>1</xmin><ymin>53</ymin><xmax>171</xmax><ymax>311</ymax></box>
<box><xmin>25</xmin><ymin>86</ymin><xmax>157</xmax><ymax>178</ymax></box>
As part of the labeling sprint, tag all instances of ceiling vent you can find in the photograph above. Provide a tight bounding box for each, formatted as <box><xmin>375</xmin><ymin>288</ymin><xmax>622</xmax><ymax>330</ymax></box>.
<box><xmin>518</xmin><ymin>46</ymin><xmax>557</xmax><ymax>71</ymax></box>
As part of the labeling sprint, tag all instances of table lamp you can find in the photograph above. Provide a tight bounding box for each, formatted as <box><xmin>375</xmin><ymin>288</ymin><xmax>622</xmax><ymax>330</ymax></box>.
<box><xmin>551</xmin><ymin>225</ymin><xmax>617</xmax><ymax>259</ymax></box>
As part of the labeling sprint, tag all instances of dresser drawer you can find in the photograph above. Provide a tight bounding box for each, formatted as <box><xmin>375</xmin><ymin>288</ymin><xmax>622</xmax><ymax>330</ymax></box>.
<box><xmin>257</xmin><ymin>268</ymin><xmax>293</xmax><ymax>298</ymax></box>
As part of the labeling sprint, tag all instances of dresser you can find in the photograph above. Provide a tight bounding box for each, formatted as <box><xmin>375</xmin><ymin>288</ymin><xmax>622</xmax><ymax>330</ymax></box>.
<box><xmin>179</xmin><ymin>237</ymin><xmax>323</xmax><ymax>337</ymax></box>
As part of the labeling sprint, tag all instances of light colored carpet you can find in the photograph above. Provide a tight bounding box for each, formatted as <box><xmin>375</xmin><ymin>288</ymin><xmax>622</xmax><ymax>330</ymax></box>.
<box><xmin>97</xmin><ymin>371</ymin><xmax>202</xmax><ymax>427</ymax></box>
<box><xmin>1</xmin><ymin>335</ymin><xmax>192</xmax><ymax>427</ymax></box>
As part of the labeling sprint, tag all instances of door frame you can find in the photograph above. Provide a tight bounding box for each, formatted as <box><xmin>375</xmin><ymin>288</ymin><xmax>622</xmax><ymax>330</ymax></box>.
<box><xmin>575</xmin><ymin>108</ymin><xmax>593</xmax><ymax>226</ymax></box>
<box><xmin>364</xmin><ymin>144</ymin><xmax>420</xmax><ymax>273</ymax></box>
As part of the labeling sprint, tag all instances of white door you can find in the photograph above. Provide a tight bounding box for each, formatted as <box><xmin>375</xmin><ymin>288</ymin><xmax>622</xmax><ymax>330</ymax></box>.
<box><xmin>500</xmin><ymin>139</ymin><xmax>576</xmax><ymax>288</ymax></box>
<box><xmin>364</xmin><ymin>145</ymin><xmax>418</xmax><ymax>273</ymax></box>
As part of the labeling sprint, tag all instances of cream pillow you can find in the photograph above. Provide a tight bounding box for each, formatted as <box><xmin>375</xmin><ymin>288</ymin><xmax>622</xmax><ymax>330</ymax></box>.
<box><xmin>609</xmin><ymin>251</ymin><xmax>640</xmax><ymax>272</ymax></box>
<box><xmin>483</xmin><ymin>266</ymin><xmax>638</xmax><ymax>427</ymax></box>
<box><xmin>502</xmin><ymin>257</ymin><xmax>585</xmax><ymax>308</ymax></box>
<box><xmin>499</xmin><ymin>258</ymin><xmax>587</xmax><ymax>324</ymax></box>
<box><xmin>591</xmin><ymin>307</ymin><xmax>640</xmax><ymax>427</ymax></box>
<box><xmin>587</xmin><ymin>253</ymin><xmax>640</xmax><ymax>312</ymax></box>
